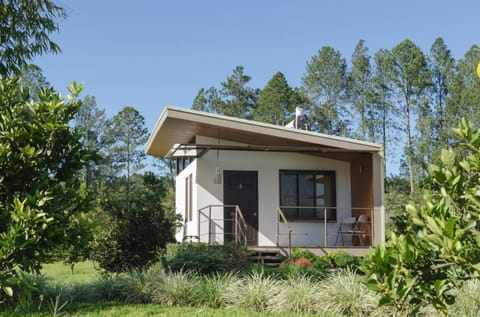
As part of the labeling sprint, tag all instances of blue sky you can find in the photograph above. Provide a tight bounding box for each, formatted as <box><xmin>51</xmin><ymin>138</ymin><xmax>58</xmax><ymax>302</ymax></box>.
<box><xmin>34</xmin><ymin>0</ymin><xmax>480</xmax><ymax>174</ymax></box>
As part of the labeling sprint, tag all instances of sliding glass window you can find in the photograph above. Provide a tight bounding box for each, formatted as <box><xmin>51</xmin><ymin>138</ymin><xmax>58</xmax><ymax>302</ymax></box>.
<box><xmin>280</xmin><ymin>170</ymin><xmax>336</xmax><ymax>221</ymax></box>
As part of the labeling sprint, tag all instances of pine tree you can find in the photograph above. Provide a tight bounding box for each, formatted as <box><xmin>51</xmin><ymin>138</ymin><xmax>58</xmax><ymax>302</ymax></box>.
<box><xmin>254</xmin><ymin>71</ymin><xmax>300</xmax><ymax>125</ymax></box>
<box><xmin>302</xmin><ymin>46</ymin><xmax>349</xmax><ymax>136</ymax></box>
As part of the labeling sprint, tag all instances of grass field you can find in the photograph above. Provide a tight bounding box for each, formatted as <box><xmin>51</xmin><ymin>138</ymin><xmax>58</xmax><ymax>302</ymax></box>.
<box><xmin>41</xmin><ymin>261</ymin><xmax>100</xmax><ymax>284</ymax></box>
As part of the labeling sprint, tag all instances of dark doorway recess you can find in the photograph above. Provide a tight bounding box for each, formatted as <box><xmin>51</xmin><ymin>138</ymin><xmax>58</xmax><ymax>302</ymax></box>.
<box><xmin>223</xmin><ymin>171</ymin><xmax>258</xmax><ymax>245</ymax></box>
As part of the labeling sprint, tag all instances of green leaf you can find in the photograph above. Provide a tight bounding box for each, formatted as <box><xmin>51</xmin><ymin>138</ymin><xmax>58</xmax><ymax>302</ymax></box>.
<box><xmin>3</xmin><ymin>287</ymin><xmax>13</xmax><ymax>297</ymax></box>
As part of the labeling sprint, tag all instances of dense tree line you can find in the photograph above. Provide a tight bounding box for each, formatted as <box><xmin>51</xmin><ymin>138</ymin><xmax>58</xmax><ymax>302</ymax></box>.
<box><xmin>192</xmin><ymin>38</ymin><xmax>480</xmax><ymax>194</ymax></box>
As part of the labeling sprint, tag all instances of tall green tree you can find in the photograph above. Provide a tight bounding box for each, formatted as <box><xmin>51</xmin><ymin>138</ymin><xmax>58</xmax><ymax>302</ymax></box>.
<box><xmin>447</xmin><ymin>45</ymin><xmax>480</xmax><ymax>133</ymax></box>
<box><xmin>192</xmin><ymin>66</ymin><xmax>258</xmax><ymax>119</ymax></box>
<box><xmin>102</xmin><ymin>106</ymin><xmax>148</xmax><ymax>218</ymax></box>
<box><xmin>302</xmin><ymin>46</ymin><xmax>349</xmax><ymax>136</ymax></box>
<box><xmin>369</xmin><ymin>49</ymin><xmax>394</xmax><ymax>177</ymax></box>
<box><xmin>192</xmin><ymin>87</ymin><xmax>220</xmax><ymax>113</ymax></box>
<box><xmin>103</xmin><ymin>106</ymin><xmax>148</xmax><ymax>180</ymax></box>
<box><xmin>0</xmin><ymin>79</ymin><xmax>94</xmax><ymax>302</ymax></box>
<box><xmin>253</xmin><ymin>71</ymin><xmax>300</xmax><ymax>125</ymax></box>
<box><xmin>429</xmin><ymin>37</ymin><xmax>455</xmax><ymax>148</ymax></box>
<box><xmin>218</xmin><ymin>66</ymin><xmax>258</xmax><ymax>118</ymax></box>
<box><xmin>91</xmin><ymin>172</ymin><xmax>176</xmax><ymax>272</ymax></box>
<box><xmin>412</xmin><ymin>38</ymin><xmax>456</xmax><ymax>177</ymax></box>
<box><xmin>348</xmin><ymin>40</ymin><xmax>374</xmax><ymax>141</ymax></box>
<box><xmin>0</xmin><ymin>0</ymin><xmax>66</xmax><ymax>75</ymax></box>
<box><xmin>18</xmin><ymin>64</ymin><xmax>50</xmax><ymax>101</ymax></box>
<box><xmin>383</xmin><ymin>39</ymin><xmax>432</xmax><ymax>193</ymax></box>
<box><xmin>75</xmin><ymin>95</ymin><xmax>106</xmax><ymax>190</ymax></box>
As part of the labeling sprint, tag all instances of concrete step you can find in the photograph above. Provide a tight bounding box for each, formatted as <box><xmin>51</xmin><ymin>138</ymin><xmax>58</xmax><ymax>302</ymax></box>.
<box><xmin>248</xmin><ymin>248</ymin><xmax>286</xmax><ymax>267</ymax></box>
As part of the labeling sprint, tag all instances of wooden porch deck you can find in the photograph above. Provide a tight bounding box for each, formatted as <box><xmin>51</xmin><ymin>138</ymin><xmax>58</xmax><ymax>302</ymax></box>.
<box><xmin>249</xmin><ymin>246</ymin><xmax>372</xmax><ymax>257</ymax></box>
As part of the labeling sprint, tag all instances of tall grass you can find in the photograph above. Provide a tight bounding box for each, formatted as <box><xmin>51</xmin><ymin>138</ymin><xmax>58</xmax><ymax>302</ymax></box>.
<box><xmin>151</xmin><ymin>270</ymin><xmax>198</xmax><ymax>306</ymax></box>
<box><xmin>317</xmin><ymin>269</ymin><xmax>378</xmax><ymax>317</ymax></box>
<box><xmin>270</xmin><ymin>275</ymin><xmax>322</xmax><ymax>314</ymax></box>
<box><xmin>34</xmin><ymin>260</ymin><xmax>480</xmax><ymax>316</ymax></box>
<box><xmin>447</xmin><ymin>279</ymin><xmax>480</xmax><ymax>317</ymax></box>
<box><xmin>224</xmin><ymin>272</ymin><xmax>280</xmax><ymax>312</ymax></box>
<box><xmin>194</xmin><ymin>272</ymin><xmax>238</xmax><ymax>308</ymax></box>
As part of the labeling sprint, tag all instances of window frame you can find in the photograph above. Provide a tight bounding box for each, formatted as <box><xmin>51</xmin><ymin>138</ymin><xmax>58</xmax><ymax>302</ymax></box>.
<box><xmin>185</xmin><ymin>174</ymin><xmax>193</xmax><ymax>222</ymax></box>
<box><xmin>279</xmin><ymin>170</ymin><xmax>337</xmax><ymax>222</ymax></box>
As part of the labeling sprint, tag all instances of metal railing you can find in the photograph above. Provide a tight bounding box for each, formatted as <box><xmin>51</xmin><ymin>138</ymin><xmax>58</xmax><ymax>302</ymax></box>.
<box><xmin>275</xmin><ymin>206</ymin><xmax>374</xmax><ymax>248</ymax></box>
<box><xmin>276</xmin><ymin>207</ymin><xmax>292</xmax><ymax>261</ymax></box>
<box><xmin>198</xmin><ymin>205</ymin><xmax>248</xmax><ymax>246</ymax></box>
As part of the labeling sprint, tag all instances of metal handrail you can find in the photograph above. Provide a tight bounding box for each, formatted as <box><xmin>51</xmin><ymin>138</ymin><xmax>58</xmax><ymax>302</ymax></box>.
<box><xmin>234</xmin><ymin>206</ymin><xmax>248</xmax><ymax>246</ymax></box>
<box><xmin>276</xmin><ymin>206</ymin><xmax>374</xmax><ymax>248</ymax></box>
<box><xmin>276</xmin><ymin>207</ymin><xmax>292</xmax><ymax>261</ymax></box>
<box><xmin>198</xmin><ymin>205</ymin><xmax>248</xmax><ymax>246</ymax></box>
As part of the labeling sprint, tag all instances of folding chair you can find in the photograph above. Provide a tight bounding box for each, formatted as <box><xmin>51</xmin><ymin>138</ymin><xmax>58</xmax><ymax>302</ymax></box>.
<box><xmin>335</xmin><ymin>216</ymin><xmax>357</xmax><ymax>246</ymax></box>
<box><xmin>352</xmin><ymin>214</ymin><xmax>370</xmax><ymax>246</ymax></box>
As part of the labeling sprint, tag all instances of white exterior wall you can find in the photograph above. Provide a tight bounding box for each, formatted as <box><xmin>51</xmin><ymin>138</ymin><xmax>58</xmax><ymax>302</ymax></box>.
<box><xmin>192</xmin><ymin>136</ymin><xmax>351</xmax><ymax>247</ymax></box>
<box><xmin>175</xmin><ymin>160</ymin><xmax>198</xmax><ymax>242</ymax></box>
<box><xmin>372</xmin><ymin>151</ymin><xmax>385</xmax><ymax>245</ymax></box>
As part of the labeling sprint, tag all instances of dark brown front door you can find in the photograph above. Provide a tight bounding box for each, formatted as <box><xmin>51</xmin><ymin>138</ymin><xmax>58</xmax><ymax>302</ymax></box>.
<box><xmin>224</xmin><ymin>171</ymin><xmax>258</xmax><ymax>245</ymax></box>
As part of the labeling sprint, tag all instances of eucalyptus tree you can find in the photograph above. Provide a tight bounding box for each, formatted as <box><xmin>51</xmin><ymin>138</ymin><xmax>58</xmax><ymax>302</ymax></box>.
<box><xmin>302</xmin><ymin>46</ymin><xmax>349</xmax><ymax>136</ymax></box>
<box><xmin>253</xmin><ymin>71</ymin><xmax>301</xmax><ymax>125</ymax></box>
<box><xmin>0</xmin><ymin>0</ymin><xmax>66</xmax><ymax>75</ymax></box>
<box><xmin>383</xmin><ymin>39</ymin><xmax>432</xmax><ymax>193</ymax></box>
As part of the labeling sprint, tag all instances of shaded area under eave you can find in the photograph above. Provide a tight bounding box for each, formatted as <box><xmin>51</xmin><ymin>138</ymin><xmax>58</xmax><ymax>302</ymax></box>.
<box><xmin>145</xmin><ymin>106</ymin><xmax>383</xmax><ymax>158</ymax></box>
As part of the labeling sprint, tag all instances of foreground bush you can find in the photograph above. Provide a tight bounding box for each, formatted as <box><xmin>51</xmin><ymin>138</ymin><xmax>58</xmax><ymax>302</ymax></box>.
<box><xmin>363</xmin><ymin>119</ymin><xmax>480</xmax><ymax>315</ymax></box>
<box><xmin>162</xmin><ymin>242</ymin><xmax>250</xmax><ymax>275</ymax></box>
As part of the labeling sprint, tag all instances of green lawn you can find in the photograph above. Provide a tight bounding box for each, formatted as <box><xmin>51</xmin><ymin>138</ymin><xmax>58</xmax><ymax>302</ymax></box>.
<box><xmin>9</xmin><ymin>303</ymin><xmax>334</xmax><ymax>317</ymax></box>
<box><xmin>41</xmin><ymin>261</ymin><xmax>100</xmax><ymax>284</ymax></box>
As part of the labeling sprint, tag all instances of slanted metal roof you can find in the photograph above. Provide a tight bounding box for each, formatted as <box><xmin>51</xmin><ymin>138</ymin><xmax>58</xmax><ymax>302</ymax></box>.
<box><xmin>145</xmin><ymin>106</ymin><xmax>382</xmax><ymax>158</ymax></box>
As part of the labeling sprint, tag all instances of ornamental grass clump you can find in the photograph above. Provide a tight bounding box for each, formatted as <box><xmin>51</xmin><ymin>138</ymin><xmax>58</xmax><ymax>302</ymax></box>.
<box><xmin>318</xmin><ymin>269</ymin><xmax>377</xmax><ymax>317</ymax></box>
<box><xmin>448</xmin><ymin>279</ymin><xmax>480</xmax><ymax>317</ymax></box>
<box><xmin>193</xmin><ymin>272</ymin><xmax>239</xmax><ymax>308</ymax></box>
<box><xmin>151</xmin><ymin>270</ymin><xmax>198</xmax><ymax>307</ymax></box>
<box><xmin>224</xmin><ymin>272</ymin><xmax>280</xmax><ymax>312</ymax></box>
<box><xmin>269</xmin><ymin>275</ymin><xmax>322</xmax><ymax>314</ymax></box>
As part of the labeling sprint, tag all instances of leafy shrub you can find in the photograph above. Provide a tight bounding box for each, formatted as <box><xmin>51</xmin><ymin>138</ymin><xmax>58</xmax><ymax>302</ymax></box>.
<box><xmin>215</xmin><ymin>242</ymin><xmax>251</xmax><ymax>272</ymax></box>
<box><xmin>363</xmin><ymin>120</ymin><xmax>480</xmax><ymax>314</ymax></box>
<box><xmin>163</xmin><ymin>243</ymin><xmax>226</xmax><ymax>275</ymax></box>
<box><xmin>163</xmin><ymin>242</ymin><xmax>251</xmax><ymax>275</ymax></box>
<box><xmin>331</xmin><ymin>251</ymin><xmax>358</xmax><ymax>269</ymax></box>
<box><xmin>312</xmin><ymin>255</ymin><xmax>332</xmax><ymax>271</ymax></box>
<box><xmin>276</xmin><ymin>263</ymin><xmax>324</xmax><ymax>280</ymax></box>
<box><xmin>290</xmin><ymin>248</ymin><xmax>317</xmax><ymax>262</ymax></box>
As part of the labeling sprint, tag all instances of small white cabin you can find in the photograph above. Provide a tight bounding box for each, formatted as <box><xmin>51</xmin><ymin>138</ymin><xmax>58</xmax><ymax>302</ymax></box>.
<box><xmin>146</xmin><ymin>106</ymin><xmax>385</xmax><ymax>253</ymax></box>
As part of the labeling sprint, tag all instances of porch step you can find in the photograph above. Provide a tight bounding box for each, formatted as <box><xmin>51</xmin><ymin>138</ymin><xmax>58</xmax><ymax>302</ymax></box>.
<box><xmin>248</xmin><ymin>247</ymin><xmax>286</xmax><ymax>268</ymax></box>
